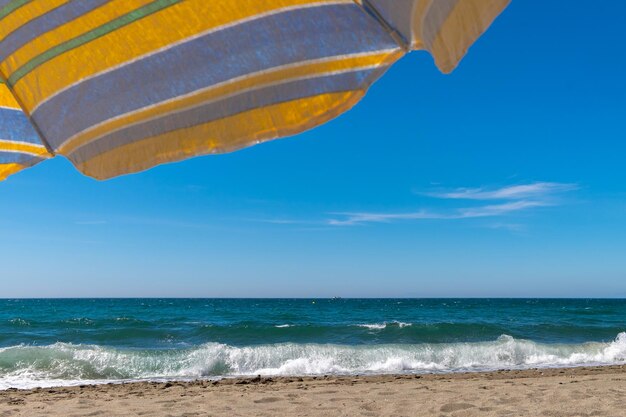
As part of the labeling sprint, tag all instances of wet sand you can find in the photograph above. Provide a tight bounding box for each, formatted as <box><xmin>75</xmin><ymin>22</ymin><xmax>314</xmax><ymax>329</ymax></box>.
<box><xmin>1</xmin><ymin>365</ymin><xmax>625</xmax><ymax>416</ymax></box>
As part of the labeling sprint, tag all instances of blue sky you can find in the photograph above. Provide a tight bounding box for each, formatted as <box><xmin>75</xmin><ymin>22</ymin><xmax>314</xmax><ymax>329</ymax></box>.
<box><xmin>1</xmin><ymin>1</ymin><xmax>625</xmax><ymax>298</ymax></box>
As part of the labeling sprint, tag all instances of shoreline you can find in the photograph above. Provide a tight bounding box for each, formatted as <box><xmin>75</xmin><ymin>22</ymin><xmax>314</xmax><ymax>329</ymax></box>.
<box><xmin>4</xmin><ymin>363</ymin><xmax>626</xmax><ymax>391</ymax></box>
<box><xmin>3</xmin><ymin>363</ymin><xmax>626</xmax><ymax>392</ymax></box>
<box><xmin>2</xmin><ymin>365</ymin><xmax>625</xmax><ymax>416</ymax></box>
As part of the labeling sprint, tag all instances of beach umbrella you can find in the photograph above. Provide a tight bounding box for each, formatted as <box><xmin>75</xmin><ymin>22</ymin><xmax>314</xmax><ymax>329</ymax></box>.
<box><xmin>0</xmin><ymin>0</ymin><xmax>508</xmax><ymax>182</ymax></box>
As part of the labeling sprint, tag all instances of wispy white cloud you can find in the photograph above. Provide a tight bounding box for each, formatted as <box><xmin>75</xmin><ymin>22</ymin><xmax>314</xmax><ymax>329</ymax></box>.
<box><xmin>456</xmin><ymin>200</ymin><xmax>550</xmax><ymax>217</ymax></box>
<box><xmin>328</xmin><ymin>200</ymin><xmax>550</xmax><ymax>226</ymax></box>
<box><xmin>423</xmin><ymin>182</ymin><xmax>578</xmax><ymax>201</ymax></box>
<box><xmin>328</xmin><ymin>182</ymin><xmax>577</xmax><ymax>227</ymax></box>
<box><xmin>328</xmin><ymin>210</ymin><xmax>438</xmax><ymax>226</ymax></box>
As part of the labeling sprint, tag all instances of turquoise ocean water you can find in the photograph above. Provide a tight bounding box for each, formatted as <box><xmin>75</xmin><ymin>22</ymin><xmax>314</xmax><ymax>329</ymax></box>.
<box><xmin>0</xmin><ymin>298</ymin><xmax>625</xmax><ymax>389</ymax></box>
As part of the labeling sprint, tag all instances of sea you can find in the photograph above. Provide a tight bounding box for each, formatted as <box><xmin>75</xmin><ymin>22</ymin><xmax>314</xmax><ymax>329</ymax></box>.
<box><xmin>0</xmin><ymin>298</ymin><xmax>625</xmax><ymax>390</ymax></box>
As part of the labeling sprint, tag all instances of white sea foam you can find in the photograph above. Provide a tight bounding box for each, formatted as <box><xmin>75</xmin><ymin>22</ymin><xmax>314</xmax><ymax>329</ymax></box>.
<box><xmin>357</xmin><ymin>323</ymin><xmax>387</xmax><ymax>330</ymax></box>
<box><xmin>8</xmin><ymin>318</ymin><xmax>30</xmax><ymax>326</ymax></box>
<box><xmin>1</xmin><ymin>333</ymin><xmax>625</xmax><ymax>390</ymax></box>
<box><xmin>356</xmin><ymin>321</ymin><xmax>413</xmax><ymax>330</ymax></box>
<box><xmin>274</xmin><ymin>324</ymin><xmax>293</xmax><ymax>328</ymax></box>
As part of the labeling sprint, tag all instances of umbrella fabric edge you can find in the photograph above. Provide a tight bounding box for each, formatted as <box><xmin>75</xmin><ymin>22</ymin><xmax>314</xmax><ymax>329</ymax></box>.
<box><xmin>0</xmin><ymin>0</ymin><xmax>509</xmax><ymax>182</ymax></box>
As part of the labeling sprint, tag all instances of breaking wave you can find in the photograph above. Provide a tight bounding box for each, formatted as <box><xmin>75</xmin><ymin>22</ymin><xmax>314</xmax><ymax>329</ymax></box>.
<box><xmin>1</xmin><ymin>333</ymin><xmax>625</xmax><ymax>390</ymax></box>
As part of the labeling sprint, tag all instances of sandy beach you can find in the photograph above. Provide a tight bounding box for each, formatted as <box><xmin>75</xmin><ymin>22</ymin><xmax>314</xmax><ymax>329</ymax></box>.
<box><xmin>1</xmin><ymin>365</ymin><xmax>624</xmax><ymax>417</ymax></box>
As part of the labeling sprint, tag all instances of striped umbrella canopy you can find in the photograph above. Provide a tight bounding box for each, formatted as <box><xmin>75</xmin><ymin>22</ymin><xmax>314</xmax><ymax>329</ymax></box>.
<box><xmin>0</xmin><ymin>0</ymin><xmax>508</xmax><ymax>182</ymax></box>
